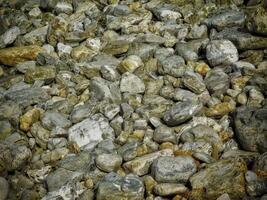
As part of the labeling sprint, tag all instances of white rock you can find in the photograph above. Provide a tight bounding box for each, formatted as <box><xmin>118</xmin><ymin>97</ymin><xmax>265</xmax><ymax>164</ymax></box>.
<box><xmin>68</xmin><ymin>114</ymin><xmax>114</xmax><ymax>149</ymax></box>
<box><xmin>206</xmin><ymin>40</ymin><xmax>238</xmax><ymax>66</ymax></box>
<box><xmin>0</xmin><ymin>26</ymin><xmax>20</xmax><ymax>48</ymax></box>
<box><xmin>120</xmin><ymin>73</ymin><xmax>145</xmax><ymax>94</ymax></box>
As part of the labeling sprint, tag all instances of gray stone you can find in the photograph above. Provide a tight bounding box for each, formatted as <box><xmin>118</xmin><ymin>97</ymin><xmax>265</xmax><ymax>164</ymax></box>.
<box><xmin>41</xmin><ymin>111</ymin><xmax>71</xmax><ymax>131</ymax></box>
<box><xmin>175</xmin><ymin>39</ymin><xmax>209</xmax><ymax>62</ymax></box>
<box><xmin>0</xmin><ymin>26</ymin><xmax>20</xmax><ymax>48</ymax></box>
<box><xmin>68</xmin><ymin>114</ymin><xmax>114</xmax><ymax>150</ymax></box>
<box><xmin>234</xmin><ymin>106</ymin><xmax>267</xmax><ymax>153</ymax></box>
<box><xmin>0</xmin><ymin>142</ymin><xmax>32</xmax><ymax>172</ymax></box>
<box><xmin>204</xmin><ymin>68</ymin><xmax>229</xmax><ymax>97</ymax></box>
<box><xmin>0</xmin><ymin>177</ymin><xmax>9</xmax><ymax>200</ymax></box>
<box><xmin>55</xmin><ymin>2</ymin><xmax>73</xmax><ymax>15</ymax></box>
<box><xmin>153</xmin><ymin>125</ymin><xmax>175</xmax><ymax>143</ymax></box>
<box><xmin>206</xmin><ymin>40</ymin><xmax>238</xmax><ymax>66</ymax></box>
<box><xmin>152</xmin><ymin>156</ymin><xmax>197</xmax><ymax>183</ymax></box>
<box><xmin>120</xmin><ymin>73</ymin><xmax>145</xmax><ymax>94</ymax></box>
<box><xmin>204</xmin><ymin>10</ymin><xmax>245</xmax><ymax>30</ymax></box>
<box><xmin>96</xmin><ymin>173</ymin><xmax>145</xmax><ymax>200</ymax></box>
<box><xmin>172</xmin><ymin>88</ymin><xmax>198</xmax><ymax>102</ymax></box>
<box><xmin>96</xmin><ymin>153</ymin><xmax>122</xmax><ymax>172</ymax></box>
<box><xmin>163</xmin><ymin>101</ymin><xmax>203</xmax><ymax>126</ymax></box>
<box><xmin>213</xmin><ymin>28</ymin><xmax>267</xmax><ymax>50</ymax></box>
<box><xmin>4</xmin><ymin>87</ymin><xmax>50</xmax><ymax>108</ymax></box>
<box><xmin>158</xmin><ymin>55</ymin><xmax>186</xmax><ymax>77</ymax></box>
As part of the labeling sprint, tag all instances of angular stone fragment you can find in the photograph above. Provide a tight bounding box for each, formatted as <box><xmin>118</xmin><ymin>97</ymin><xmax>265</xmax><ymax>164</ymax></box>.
<box><xmin>96</xmin><ymin>173</ymin><xmax>145</xmax><ymax>200</ymax></box>
<box><xmin>163</xmin><ymin>101</ymin><xmax>202</xmax><ymax>126</ymax></box>
<box><xmin>20</xmin><ymin>108</ymin><xmax>40</xmax><ymax>131</ymax></box>
<box><xmin>0</xmin><ymin>45</ymin><xmax>43</xmax><ymax>66</ymax></box>
<box><xmin>68</xmin><ymin>114</ymin><xmax>114</xmax><ymax>149</ymax></box>
<box><xmin>24</xmin><ymin>65</ymin><xmax>56</xmax><ymax>83</ymax></box>
<box><xmin>96</xmin><ymin>153</ymin><xmax>122</xmax><ymax>172</ymax></box>
<box><xmin>123</xmin><ymin>149</ymin><xmax>173</xmax><ymax>176</ymax></box>
<box><xmin>154</xmin><ymin>183</ymin><xmax>187</xmax><ymax>196</ymax></box>
<box><xmin>190</xmin><ymin>159</ymin><xmax>247</xmax><ymax>200</ymax></box>
<box><xmin>120</xmin><ymin>73</ymin><xmax>145</xmax><ymax>94</ymax></box>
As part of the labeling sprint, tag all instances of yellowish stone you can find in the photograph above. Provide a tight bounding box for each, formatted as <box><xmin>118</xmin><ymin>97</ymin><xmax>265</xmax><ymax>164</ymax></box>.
<box><xmin>205</xmin><ymin>102</ymin><xmax>235</xmax><ymax>118</ymax></box>
<box><xmin>0</xmin><ymin>45</ymin><xmax>43</xmax><ymax>66</ymax></box>
<box><xmin>159</xmin><ymin>142</ymin><xmax>174</xmax><ymax>150</ymax></box>
<box><xmin>20</xmin><ymin>108</ymin><xmax>41</xmax><ymax>132</ymax></box>
<box><xmin>85</xmin><ymin>178</ymin><xmax>94</xmax><ymax>189</ymax></box>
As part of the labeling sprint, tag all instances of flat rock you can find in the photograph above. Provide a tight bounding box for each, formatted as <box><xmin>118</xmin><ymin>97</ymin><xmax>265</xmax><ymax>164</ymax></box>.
<box><xmin>96</xmin><ymin>173</ymin><xmax>145</xmax><ymax>200</ymax></box>
<box><xmin>151</xmin><ymin>156</ymin><xmax>197</xmax><ymax>183</ymax></box>
<box><xmin>0</xmin><ymin>45</ymin><xmax>43</xmax><ymax>66</ymax></box>
<box><xmin>68</xmin><ymin>114</ymin><xmax>114</xmax><ymax>149</ymax></box>
<box><xmin>163</xmin><ymin>101</ymin><xmax>202</xmax><ymax>126</ymax></box>
<box><xmin>153</xmin><ymin>183</ymin><xmax>187</xmax><ymax>196</ymax></box>
<box><xmin>96</xmin><ymin>153</ymin><xmax>122</xmax><ymax>172</ymax></box>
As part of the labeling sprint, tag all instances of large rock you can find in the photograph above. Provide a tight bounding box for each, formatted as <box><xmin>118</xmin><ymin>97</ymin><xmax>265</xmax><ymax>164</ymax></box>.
<box><xmin>151</xmin><ymin>156</ymin><xmax>197</xmax><ymax>183</ymax></box>
<box><xmin>0</xmin><ymin>45</ymin><xmax>43</xmax><ymax>66</ymax></box>
<box><xmin>204</xmin><ymin>10</ymin><xmax>245</xmax><ymax>30</ymax></box>
<box><xmin>246</xmin><ymin>6</ymin><xmax>267</xmax><ymax>36</ymax></box>
<box><xmin>234</xmin><ymin>106</ymin><xmax>267</xmax><ymax>153</ymax></box>
<box><xmin>163</xmin><ymin>101</ymin><xmax>202</xmax><ymax>126</ymax></box>
<box><xmin>0</xmin><ymin>142</ymin><xmax>32</xmax><ymax>172</ymax></box>
<box><xmin>68</xmin><ymin>114</ymin><xmax>114</xmax><ymax>149</ymax></box>
<box><xmin>206</xmin><ymin>40</ymin><xmax>238</xmax><ymax>66</ymax></box>
<box><xmin>24</xmin><ymin>65</ymin><xmax>56</xmax><ymax>83</ymax></box>
<box><xmin>190</xmin><ymin>159</ymin><xmax>247</xmax><ymax>200</ymax></box>
<box><xmin>4</xmin><ymin>87</ymin><xmax>50</xmax><ymax>108</ymax></box>
<box><xmin>96</xmin><ymin>173</ymin><xmax>145</xmax><ymax>200</ymax></box>
<box><xmin>213</xmin><ymin>28</ymin><xmax>267</xmax><ymax>50</ymax></box>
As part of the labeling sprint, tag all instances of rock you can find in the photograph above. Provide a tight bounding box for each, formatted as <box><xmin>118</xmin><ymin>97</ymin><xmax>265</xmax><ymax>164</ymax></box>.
<box><xmin>153</xmin><ymin>125</ymin><xmax>176</xmax><ymax>144</ymax></box>
<box><xmin>68</xmin><ymin>114</ymin><xmax>114</xmax><ymax>149</ymax></box>
<box><xmin>172</xmin><ymin>88</ymin><xmax>198</xmax><ymax>102</ymax></box>
<box><xmin>118</xmin><ymin>55</ymin><xmax>143</xmax><ymax>73</ymax></box>
<box><xmin>153</xmin><ymin>183</ymin><xmax>188</xmax><ymax>196</ymax></box>
<box><xmin>234</xmin><ymin>106</ymin><xmax>267</xmax><ymax>153</ymax></box>
<box><xmin>4</xmin><ymin>87</ymin><xmax>50</xmax><ymax>108</ymax></box>
<box><xmin>213</xmin><ymin>28</ymin><xmax>267</xmax><ymax>50</ymax></box>
<box><xmin>181</xmin><ymin>124</ymin><xmax>224</xmax><ymax>152</ymax></box>
<box><xmin>96</xmin><ymin>173</ymin><xmax>145</xmax><ymax>200</ymax></box>
<box><xmin>0</xmin><ymin>177</ymin><xmax>9</xmax><ymax>200</ymax></box>
<box><xmin>205</xmin><ymin>102</ymin><xmax>236</xmax><ymax>118</ymax></box>
<box><xmin>163</xmin><ymin>101</ymin><xmax>202</xmax><ymax>126</ymax></box>
<box><xmin>158</xmin><ymin>55</ymin><xmax>186</xmax><ymax>77</ymax></box>
<box><xmin>46</xmin><ymin>167</ymin><xmax>83</xmax><ymax>192</ymax></box>
<box><xmin>41</xmin><ymin>111</ymin><xmax>71</xmax><ymax>131</ymax></box>
<box><xmin>24</xmin><ymin>65</ymin><xmax>56</xmax><ymax>83</ymax></box>
<box><xmin>0</xmin><ymin>120</ymin><xmax>12</xmax><ymax>140</ymax></box>
<box><xmin>120</xmin><ymin>73</ymin><xmax>145</xmax><ymax>94</ymax></box>
<box><xmin>71</xmin><ymin>45</ymin><xmax>96</xmax><ymax>61</ymax></box>
<box><xmin>96</xmin><ymin>153</ymin><xmax>122</xmax><ymax>172</ymax></box>
<box><xmin>0</xmin><ymin>142</ymin><xmax>32</xmax><ymax>172</ymax></box>
<box><xmin>0</xmin><ymin>26</ymin><xmax>20</xmax><ymax>48</ymax></box>
<box><xmin>123</xmin><ymin>149</ymin><xmax>173</xmax><ymax>176</ymax></box>
<box><xmin>204</xmin><ymin>68</ymin><xmax>229</xmax><ymax>97</ymax></box>
<box><xmin>55</xmin><ymin>2</ymin><xmax>73</xmax><ymax>15</ymax></box>
<box><xmin>182</xmin><ymin>71</ymin><xmax>206</xmax><ymax>94</ymax></box>
<box><xmin>19</xmin><ymin>108</ymin><xmax>40</xmax><ymax>131</ymax></box>
<box><xmin>57</xmin><ymin>43</ymin><xmax>72</xmax><ymax>58</ymax></box>
<box><xmin>190</xmin><ymin>159</ymin><xmax>247</xmax><ymax>200</ymax></box>
<box><xmin>246</xmin><ymin>6</ymin><xmax>267</xmax><ymax>36</ymax></box>
<box><xmin>30</xmin><ymin>122</ymin><xmax>50</xmax><ymax>148</ymax></box>
<box><xmin>206</xmin><ymin>40</ymin><xmax>238</xmax><ymax>66</ymax></box>
<box><xmin>204</xmin><ymin>10</ymin><xmax>245</xmax><ymax>30</ymax></box>
<box><xmin>151</xmin><ymin>156</ymin><xmax>197</xmax><ymax>183</ymax></box>
<box><xmin>175</xmin><ymin>39</ymin><xmax>209</xmax><ymax>62</ymax></box>
<box><xmin>0</xmin><ymin>45</ymin><xmax>43</xmax><ymax>66</ymax></box>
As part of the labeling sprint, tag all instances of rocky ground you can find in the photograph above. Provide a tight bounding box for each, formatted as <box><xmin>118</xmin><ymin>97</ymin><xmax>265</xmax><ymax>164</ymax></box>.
<box><xmin>0</xmin><ymin>0</ymin><xmax>266</xmax><ymax>199</ymax></box>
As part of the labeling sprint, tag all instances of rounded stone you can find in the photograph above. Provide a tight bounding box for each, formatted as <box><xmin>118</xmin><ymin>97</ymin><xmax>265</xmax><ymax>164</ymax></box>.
<box><xmin>0</xmin><ymin>177</ymin><xmax>9</xmax><ymax>200</ymax></box>
<box><xmin>96</xmin><ymin>153</ymin><xmax>122</xmax><ymax>172</ymax></box>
